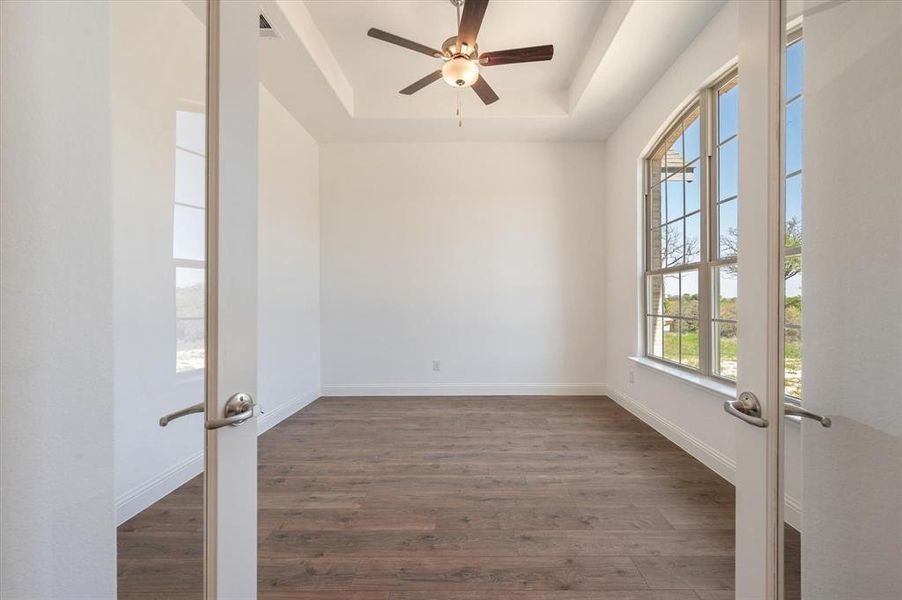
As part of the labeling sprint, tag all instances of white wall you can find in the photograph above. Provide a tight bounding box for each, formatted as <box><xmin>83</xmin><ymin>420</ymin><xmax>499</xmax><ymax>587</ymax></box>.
<box><xmin>0</xmin><ymin>1</ymin><xmax>117</xmax><ymax>598</ymax></box>
<box><xmin>320</xmin><ymin>142</ymin><xmax>606</xmax><ymax>395</ymax></box>
<box><xmin>257</xmin><ymin>84</ymin><xmax>322</xmax><ymax>424</ymax></box>
<box><xmin>601</xmin><ymin>0</ymin><xmax>802</xmax><ymax>524</ymax></box>
<box><xmin>112</xmin><ymin>1</ymin><xmax>321</xmax><ymax>523</ymax></box>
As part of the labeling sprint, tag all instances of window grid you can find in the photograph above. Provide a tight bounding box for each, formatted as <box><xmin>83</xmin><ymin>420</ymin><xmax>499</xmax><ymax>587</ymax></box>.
<box><xmin>644</xmin><ymin>69</ymin><xmax>738</xmax><ymax>382</ymax></box>
<box><xmin>709</xmin><ymin>73</ymin><xmax>739</xmax><ymax>381</ymax></box>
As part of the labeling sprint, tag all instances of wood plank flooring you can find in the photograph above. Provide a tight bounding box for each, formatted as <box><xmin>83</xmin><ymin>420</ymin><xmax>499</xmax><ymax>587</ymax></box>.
<box><xmin>118</xmin><ymin>395</ymin><xmax>801</xmax><ymax>599</ymax></box>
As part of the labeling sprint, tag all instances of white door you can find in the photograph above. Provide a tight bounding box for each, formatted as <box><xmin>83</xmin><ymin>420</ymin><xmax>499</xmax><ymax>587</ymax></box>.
<box><xmin>726</xmin><ymin>1</ymin><xmax>784</xmax><ymax>598</ymax></box>
<box><xmin>729</xmin><ymin>1</ymin><xmax>902</xmax><ymax>599</ymax></box>
<box><xmin>204</xmin><ymin>1</ymin><xmax>259</xmax><ymax>597</ymax></box>
<box><xmin>779</xmin><ymin>1</ymin><xmax>901</xmax><ymax>599</ymax></box>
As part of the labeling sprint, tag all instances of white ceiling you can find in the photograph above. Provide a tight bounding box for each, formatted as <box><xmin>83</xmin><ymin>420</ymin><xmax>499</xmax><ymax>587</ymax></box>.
<box><xmin>259</xmin><ymin>0</ymin><xmax>727</xmax><ymax>142</ymax></box>
<box><xmin>304</xmin><ymin>0</ymin><xmax>606</xmax><ymax>119</ymax></box>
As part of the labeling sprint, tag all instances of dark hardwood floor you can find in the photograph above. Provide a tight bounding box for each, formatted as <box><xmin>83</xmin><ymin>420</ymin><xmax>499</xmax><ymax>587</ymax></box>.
<box><xmin>118</xmin><ymin>395</ymin><xmax>801</xmax><ymax>599</ymax></box>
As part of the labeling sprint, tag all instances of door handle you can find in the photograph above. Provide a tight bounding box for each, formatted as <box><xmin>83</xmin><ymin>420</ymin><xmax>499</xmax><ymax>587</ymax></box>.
<box><xmin>159</xmin><ymin>402</ymin><xmax>204</xmax><ymax>427</ymax></box>
<box><xmin>724</xmin><ymin>391</ymin><xmax>769</xmax><ymax>428</ymax></box>
<box><xmin>205</xmin><ymin>392</ymin><xmax>256</xmax><ymax>430</ymax></box>
<box><xmin>784</xmin><ymin>402</ymin><xmax>831</xmax><ymax>427</ymax></box>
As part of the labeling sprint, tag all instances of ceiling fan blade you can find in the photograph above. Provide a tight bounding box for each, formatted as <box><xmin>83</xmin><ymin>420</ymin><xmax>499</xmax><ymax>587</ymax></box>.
<box><xmin>471</xmin><ymin>75</ymin><xmax>499</xmax><ymax>105</ymax></box>
<box><xmin>367</xmin><ymin>28</ymin><xmax>443</xmax><ymax>58</ymax></box>
<box><xmin>458</xmin><ymin>0</ymin><xmax>489</xmax><ymax>50</ymax></box>
<box><xmin>479</xmin><ymin>45</ymin><xmax>554</xmax><ymax>67</ymax></box>
<box><xmin>399</xmin><ymin>70</ymin><xmax>443</xmax><ymax>95</ymax></box>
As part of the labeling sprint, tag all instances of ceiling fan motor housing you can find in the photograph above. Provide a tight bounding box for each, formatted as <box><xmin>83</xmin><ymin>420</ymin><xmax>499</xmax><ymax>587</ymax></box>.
<box><xmin>440</xmin><ymin>36</ymin><xmax>479</xmax><ymax>88</ymax></box>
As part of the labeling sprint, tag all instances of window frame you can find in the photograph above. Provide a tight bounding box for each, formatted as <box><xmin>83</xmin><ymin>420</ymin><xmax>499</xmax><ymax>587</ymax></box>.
<box><xmin>642</xmin><ymin>67</ymin><xmax>739</xmax><ymax>383</ymax></box>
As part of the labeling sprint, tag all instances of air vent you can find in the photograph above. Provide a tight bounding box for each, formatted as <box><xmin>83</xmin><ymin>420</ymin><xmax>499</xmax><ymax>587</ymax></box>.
<box><xmin>259</xmin><ymin>13</ymin><xmax>279</xmax><ymax>38</ymax></box>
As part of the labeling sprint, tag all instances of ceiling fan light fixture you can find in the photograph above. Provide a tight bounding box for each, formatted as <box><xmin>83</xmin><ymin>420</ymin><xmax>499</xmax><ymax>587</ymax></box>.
<box><xmin>441</xmin><ymin>56</ymin><xmax>479</xmax><ymax>88</ymax></box>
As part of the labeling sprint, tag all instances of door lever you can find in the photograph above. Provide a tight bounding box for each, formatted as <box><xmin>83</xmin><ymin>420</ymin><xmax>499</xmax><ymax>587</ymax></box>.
<box><xmin>784</xmin><ymin>403</ymin><xmax>831</xmax><ymax>427</ymax></box>
<box><xmin>724</xmin><ymin>391</ymin><xmax>769</xmax><ymax>428</ymax></box>
<box><xmin>159</xmin><ymin>402</ymin><xmax>204</xmax><ymax>427</ymax></box>
<box><xmin>205</xmin><ymin>392</ymin><xmax>256</xmax><ymax>430</ymax></box>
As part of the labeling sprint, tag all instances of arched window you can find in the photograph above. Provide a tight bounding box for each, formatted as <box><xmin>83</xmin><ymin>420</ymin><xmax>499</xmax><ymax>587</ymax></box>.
<box><xmin>644</xmin><ymin>68</ymin><xmax>739</xmax><ymax>381</ymax></box>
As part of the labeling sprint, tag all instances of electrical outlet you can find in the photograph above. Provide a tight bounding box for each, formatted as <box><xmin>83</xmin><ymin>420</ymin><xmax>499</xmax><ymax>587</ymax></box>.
<box><xmin>629</xmin><ymin>370</ymin><xmax>635</xmax><ymax>384</ymax></box>
<box><xmin>432</xmin><ymin>360</ymin><xmax>441</xmax><ymax>372</ymax></box>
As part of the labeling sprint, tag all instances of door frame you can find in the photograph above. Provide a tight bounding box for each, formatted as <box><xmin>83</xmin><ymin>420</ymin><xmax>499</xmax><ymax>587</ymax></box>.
<box><xmin>733</xmin><ymin>0</ymin><xmax>786</xmax><ymax>598</ymax></box>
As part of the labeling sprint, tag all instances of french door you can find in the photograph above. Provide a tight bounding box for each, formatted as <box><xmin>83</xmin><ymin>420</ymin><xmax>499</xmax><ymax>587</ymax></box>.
<box><xmin>112</xmin><ymin>0</ymin><xmax>259</xmax><ymax>595</ymax></box>
<box><xmin>730</xmin><ymin>1</ymin><xmax>901</xmax><ymax>599</ymax></box>
<box><xmin>203</xmin><ymin>1</ymin><xmax>259</xmax><ymax>597</ymax></box>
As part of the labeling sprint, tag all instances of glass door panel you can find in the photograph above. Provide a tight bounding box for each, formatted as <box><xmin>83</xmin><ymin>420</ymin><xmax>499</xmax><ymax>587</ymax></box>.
<box><xmin>113</xmin><ymin>1</ymin><xmax>207</xmax><ymax>596</ymax></box>
<box><xmin>780</xmin><ymin>1</ymin><xmax>901</xmax><ymax>598</ymax></box>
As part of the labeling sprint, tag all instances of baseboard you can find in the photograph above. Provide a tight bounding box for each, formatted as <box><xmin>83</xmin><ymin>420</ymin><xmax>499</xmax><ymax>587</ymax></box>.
<box><xmin>784</xmin><ymin>494</ymin><xmax>801</xmax><ymax>532</ymax></box>
<box><xmin>257</xmin><ymin>388</ymin><xmax>321</xmax><ymax>435</ymax></box>
<box><xmin>604</xmin><ymin>384</ymin><xmax>737</xmax><ymax>483</ymax></box>
<box><xmin>605</xmin><ymin>383</ymin><xmax>803</xmax><ymax>530</ymax></box>
<box><xmin>320</xmin><ymin>382</ymin><xmax>608</xmax><ymax>397</ymax></box>
<box><xmin>116</xmin><ymin>449</ymin><xmax>204</xmax><ymax>525</ymax></box>
<box><xmin>116</xmin><ymin>387</ymin><xmax>321</xmax><ymax>526</ymax></box>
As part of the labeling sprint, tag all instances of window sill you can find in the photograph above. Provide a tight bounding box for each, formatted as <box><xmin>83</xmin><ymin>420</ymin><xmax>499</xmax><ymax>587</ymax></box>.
<box><xmin>628</xmin><ymin>356</ymin><xmax>736</xmax><ymax>400</ymax></box>
<box><xmin>628</xmin><ymin>356</ymin><xmax>805</xmax><ymax>426</ymax></box>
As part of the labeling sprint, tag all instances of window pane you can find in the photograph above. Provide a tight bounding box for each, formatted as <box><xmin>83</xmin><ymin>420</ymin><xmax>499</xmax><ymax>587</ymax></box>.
<box><xmin>718</xmin><ymin>199</ymin><xmax>738</xmax><ymax>258</ymax></box>
<box><xmin>786</xmin><ymin>98</ymin><xmax>803</xmax><ymax>175</ymax></box>
<box><xmin>685</xmin><ymin>159</ymin><xmax>701</xmax><ymax>214</ymax></box>
<box><xmin>663</xmin><ymin>317</ymin><xmax>679</xmax><ymax>363</ymax></box>
<box><xmin>680</xmin><ymin>319</ymin><xmax>699</xmax><ymax>369</ymax></box>
<box><xmin>680</xmin><ymin>270</ymin><xmax>698</xmax><ymax>319</ymax></box>
<box><xmin>663</xmin><ymin>273</ymin><xmax>680</xmax><ymax>316</ymax></box>
<box><xmin>714</xmin><ymin>320</ymin><xmax>738</xmax><ymax>380</ymax></box>
<box><xmin>663</xmin><ymin>220</ymin><xmax>684</xmax><ymax>267</ymax></box>
<box><xmin>647</xmin><ymin>274</ymin><xmax>664</xmax><ymax>315</ymax></box>
<box><xmin>718</xmin><ymin>137</ymin><xmax>738</xmax><ymax>201</ymax></box>
<box><xmin>649</xmin><ymin>225</ymin><xmax>664</xmax><ymax>270</ymax></box>
<box><xmin>785</xmin><ymin>325</ymin><xmax>802</xmax><ymax>399</ymax></box>
<box><xmin>650</xmin><ymin>144</ymin><xmax>666</xmax><ymax>187</ymax></box>
<box><xmin>648</xmin><ymin>184</ymin><xmax>664</xmax><ymax>230</ymax></box>
<box><xmin>648</xmin><ymin>316</ymin><xmax>664</xmax><ymax>358</ymax></box>
<box><xmin>665</xmin><ymin>178</ymin><xmax>684</xmax><ymax>222</ymax></box>
<box><xmin>175</xmin><ymin>148</ymin><xmax>205</xmax><ymax>208</ymax></box>
<box><xmin>173</xmin><ymin>204</ymin><xmax>205</xmax><ymax>260</ymax></box>
<box><xmin>716</xmin><ymin>264</ymin><xmax>739</xmax><ymax>321</ymax></box>
<box><xmin>176</xmin><ymin>267</ymin><xmax>205</xmax><ymax>319</ymax></box>
<box><xmin>786</xmin><ymin>39</ymin><xmax>804</xmax><ymax>101</ymax></box>
<box><xmin>665</xmin><ymin>127</ymin><xmax>684</xmax><ymax>178</ymax></box>
<box><xmin>785</xmin><ymin>174</ymin><xmax>802</xmax><ymax>248</ymax></box>
<box><xmin>785</xmin><ymin>258</ymin><xmax>802</xmax><ymax>327</ymax></box>
<box><xmin>718</xmin><ymin>80</ymin><xmax>739</xmax><ymax>142</ymax></box>
<box><xmin>683</xmin><ymin>112</ymin><xmax>701</xmax><ymax>163</ymax></box>
<box><xmin>685</xmin><ymin>212</ymin><xmax>701</xmax><ymax>263</ymax></box>
<box><xmin>177</xmin><ymin>318</ymin><xmax>205</xmax><ymax>373</ymax></box>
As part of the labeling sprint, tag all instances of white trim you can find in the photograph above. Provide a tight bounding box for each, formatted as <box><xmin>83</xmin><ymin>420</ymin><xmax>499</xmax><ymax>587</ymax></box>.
<box><xmin>606</xmin><ymin>383</ymin><xmax>737</xmax><ymax>482</ymax></box>
<box><xmin>257</xmin><ymin>388</ymin><xmax>320</xmax><ymax>435</ymax></box>
<box><xmin>784</xmin><ymin>493</ymin><xmax>801</xmax><ymax>533</ymax></box>
<box><xmin>116</xmin><ymin>388</ymin><xmax>320</xmax><ymax>526</ymax></box>
<box><xmin>605</xmin><ymin>383</ymin><xmax>801</xmax><ymax>530</ymax></box>
<box><xmin>116</xmin><ymin>450</ymin><xmax>204</xmax><ymax>525</ymax></box>
<box><xmin>320</xmin><ymin>383</ymin><xmax>608</xmax><ymax>397</ymax></box>
<box><xmin>628</xmin><ymin>355</ymin><xmax>736</xmax><ymax>400</ymax></box>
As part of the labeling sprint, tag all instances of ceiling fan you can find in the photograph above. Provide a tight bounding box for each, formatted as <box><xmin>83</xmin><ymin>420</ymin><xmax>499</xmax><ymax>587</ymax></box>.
<box><xmin>367</xmin><ymin>0</ymin><xmax>554</xmax><ymax>105</ymax></box>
